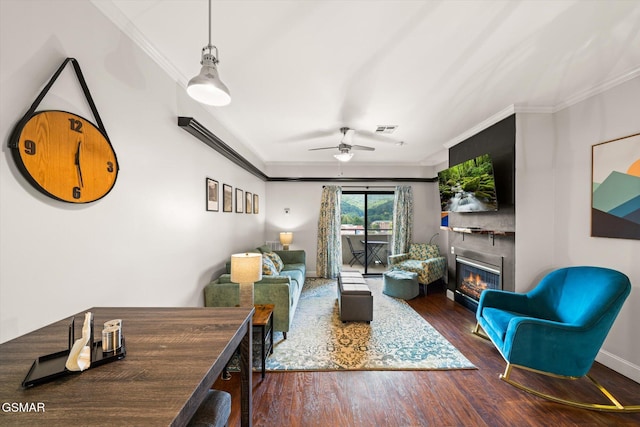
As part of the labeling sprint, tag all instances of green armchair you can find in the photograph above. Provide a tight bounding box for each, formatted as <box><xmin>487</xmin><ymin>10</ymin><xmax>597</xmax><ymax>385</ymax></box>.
<box><xmin>387</xmin><ymin>243</ymin><xmax>446</xmax><ymax>286</ymax></box>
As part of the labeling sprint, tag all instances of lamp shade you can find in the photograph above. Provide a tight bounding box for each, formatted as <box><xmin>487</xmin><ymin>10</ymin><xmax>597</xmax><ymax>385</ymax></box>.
<box><xmin>187</xmin><ymin>63</ymin><xmax>231</xmax><ymax>106</ymax></box>
<box><xmin>279</xmin><ymin>232</ymin><xmax>293</xmax><ymax>250</ymax></box>
<box><xmin>230</xmin><ymin>253</ymin><xmax>262</xmax><ymax>284</ymax></box>
<box><xmin>279</xmin><ymin>232</ymin><xmax>293</xmax><ymax>246</ymax></box>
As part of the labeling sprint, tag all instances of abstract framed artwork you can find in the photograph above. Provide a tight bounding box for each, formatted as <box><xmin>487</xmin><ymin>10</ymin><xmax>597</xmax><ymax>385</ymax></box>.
<box><xmin>591</xmin><ymin>133</ymin><xmax>640</xmax><ymax>240</ymax></box>
<box><xmin>253</xmin><ymin>194</ymin><xmax>259</xmax><ymax>214</ymax></box>
<box><xmin>206</xmin><ymin>178</ymin><xmax>218</xmax><ymax>212</ymax></box>
<box><xmin>223</xmin><ymin>184</ymin><xmax>232</xmax><ymax>212</ymax></box>
<box><xmin>236</xmin><ymin>188</ymin><xmax>243</xmax><ymax>213</ymax></box>
<box><xmin>245</xmin><ymin>192</ymin><xmax>252</xmax><ymax>214</ymax></box>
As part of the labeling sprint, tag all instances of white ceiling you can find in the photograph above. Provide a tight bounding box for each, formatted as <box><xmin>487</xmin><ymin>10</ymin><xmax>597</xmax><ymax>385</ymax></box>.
<box><xmin>95</xmin><ymin>0</ymin><xmax>640</xmax><ymax>166</ymax></box>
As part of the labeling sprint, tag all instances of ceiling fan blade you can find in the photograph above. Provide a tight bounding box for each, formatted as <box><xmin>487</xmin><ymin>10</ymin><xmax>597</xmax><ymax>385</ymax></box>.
<box><xmin>341</xmin><ymin>128</ymin><xmax>355</xmax><ymax>144</ymax></box>
<box><xmin>279</xmin><ymin>129</ymin><xmax>335</xmax><ymax>144</ymax></box>
<box><xmin>309</xmin><ymin>146</ymin><xmax>339</xmax><ymax>151</ymax></box>
<box><xmin>351</xmin><ymin>145</ymin><xmax>375</xmax><ymax>151</ymax></box>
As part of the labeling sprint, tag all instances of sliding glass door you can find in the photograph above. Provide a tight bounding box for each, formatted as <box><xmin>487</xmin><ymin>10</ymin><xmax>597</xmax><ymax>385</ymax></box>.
<box><xmin>341</xmin><ymin>191</ymin><xmax>394</xmax><ymax>275</ymax></box>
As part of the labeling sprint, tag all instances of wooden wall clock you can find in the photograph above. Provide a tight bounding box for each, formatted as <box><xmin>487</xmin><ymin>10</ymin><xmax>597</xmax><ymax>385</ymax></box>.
<box><xmin>9</xmin><ymin>58</ymin><xmax>118</xmax><ymax>203</ymax></box>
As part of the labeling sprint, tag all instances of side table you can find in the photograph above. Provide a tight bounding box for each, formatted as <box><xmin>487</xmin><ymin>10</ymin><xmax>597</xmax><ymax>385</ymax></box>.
<box><xmin>253</xmin><ymin>304</ymin><xmax>274</xmax><ymax>379</ymax></box>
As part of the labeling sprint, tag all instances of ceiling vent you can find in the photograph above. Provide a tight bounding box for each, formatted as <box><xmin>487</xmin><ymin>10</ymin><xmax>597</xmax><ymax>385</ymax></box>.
<box><xmin>375</xmin><ymin>125</ymin><xmax>398</xmax><ymax>134</ymax></box>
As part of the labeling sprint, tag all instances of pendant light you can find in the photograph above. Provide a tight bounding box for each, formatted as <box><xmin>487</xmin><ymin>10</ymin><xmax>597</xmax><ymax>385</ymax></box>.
<box><xmin>187</xmin><ymin>0</ymin><xmax>231</xmax><ymax>106</ymax></box>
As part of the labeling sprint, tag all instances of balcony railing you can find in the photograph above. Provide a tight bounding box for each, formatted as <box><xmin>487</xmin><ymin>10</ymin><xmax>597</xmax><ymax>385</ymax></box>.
<box><xmin>340</xmin><ymin>227</ymin><xmax>392</xmax><ymax>235</ymax></box>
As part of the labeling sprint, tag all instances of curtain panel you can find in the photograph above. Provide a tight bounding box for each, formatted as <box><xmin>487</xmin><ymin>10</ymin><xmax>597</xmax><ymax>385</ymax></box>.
<box><xmin>316</xmin><ymin>186</ymin><xmax>342</xmax><ymax>278</ymax></box>
<box><xmin>391</xmin><ymin>185</ymin><xmax>413</xmax><ymax>255</ymax></box>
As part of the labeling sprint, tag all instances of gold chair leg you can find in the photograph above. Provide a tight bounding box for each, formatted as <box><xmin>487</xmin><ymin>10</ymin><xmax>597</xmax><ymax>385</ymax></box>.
<box><xmin>472</xmin><ymin>323</ymin><xmax>490</xmax><ymax>340</ymax></box>
<box><xmin>499</xmin><ymin>363</ymin><xmax>640</xmax><ymax>413</ymax></box>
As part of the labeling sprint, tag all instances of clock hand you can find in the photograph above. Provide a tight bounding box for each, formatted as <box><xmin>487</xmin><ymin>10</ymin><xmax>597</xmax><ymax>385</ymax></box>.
<box><xmin>75</xmin><ymin>141</ymin><xmax>84</xmax><ymax>188</ymax></box>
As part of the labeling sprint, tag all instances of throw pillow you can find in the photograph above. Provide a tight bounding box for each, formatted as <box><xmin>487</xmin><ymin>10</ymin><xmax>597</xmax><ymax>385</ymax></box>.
<box><xmin>256</xmin><ymin>244</ymin><xmax>271</xmax><ymax>254</ymax></box>
<box><xmin>262</xmin><ymin>255</ymin><xmax>278</xmax><ymax>276</ymax></box>
<box><xmin>263</xmin><ymin>252</ymin><xmax>284</xmax><ymax>272</ymax></box>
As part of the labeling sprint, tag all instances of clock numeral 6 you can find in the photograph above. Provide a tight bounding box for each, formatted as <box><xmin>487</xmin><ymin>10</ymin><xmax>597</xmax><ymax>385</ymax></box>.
<box><xmin>68</xmin><ymin>118</ymin><xmax>83</xmax><ymax>133</ymax></box>
<box><xmin>72</xmin><ymin>187</ymin><xmax>81</xmax><ymax>199</ymax></box>
<box><xmin>107</xmin><ymin>161</ymin><xmax>114</xmax><ymax>173</ymax></box>
<box><xmin>24</xmin><ymin>140</ymin><xmax>36</xmax><ymax>155</ymax></box>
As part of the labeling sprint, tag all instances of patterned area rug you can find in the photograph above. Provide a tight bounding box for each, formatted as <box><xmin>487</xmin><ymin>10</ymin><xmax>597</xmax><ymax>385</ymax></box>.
<box><xmin>261</xmin><ymin>277</ymin><xmax>475</xmax><ymax>371</ymax></box>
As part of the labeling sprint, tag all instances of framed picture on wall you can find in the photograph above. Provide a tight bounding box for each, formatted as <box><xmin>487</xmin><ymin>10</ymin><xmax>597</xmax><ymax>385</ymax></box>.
<box><xmin>253</xmin><ymin>194</ymin><xmax>259</xmax><ymax>214</ymax></box>
<box><xmin>236</xmin><ymin>188</ymin><xmax>243</xmax><ymax>213</ymax></box>
<box><xmin>245</xmin><ymin>192</ymin><xmax>252</xmax><ymax>214</ymax></box>
<box><xmin>591</xmin><ymin>133</ymin><xmax>640</xmax><ymax>240</ymax></box>
<box><xmin>223</xmin><ymin>184</ymin><xmax>232</xmax><ymax>212</ymax></box>
<box><xmin>206</xmin><ymin>178</ymin><xmax>219</xmax><ymax>212</ymax></box>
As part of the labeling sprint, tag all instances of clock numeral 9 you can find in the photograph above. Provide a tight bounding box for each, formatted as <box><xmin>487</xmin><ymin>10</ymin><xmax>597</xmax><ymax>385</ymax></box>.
<box><xmin>107</xmin><ymin>161</ymin><xmax>114</xmax><ymax>173</ymax></box>
<box><xmin>68</xmin><ymin>118</ymin><xmax>83</xmax><ymax>133</ymax></box>
<box><xmin>24</xmin><ymin>140</ymin><xmax>36</xmax><ymax>155</ymax></box>
<box><xmin>72</xmin><ymin>187</ymin><xmax>81</xmax><ymax>199</ymax></box>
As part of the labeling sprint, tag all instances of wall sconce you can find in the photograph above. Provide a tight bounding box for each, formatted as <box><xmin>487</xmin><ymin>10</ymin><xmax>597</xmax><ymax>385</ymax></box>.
<box><xmin>230</xmin><ymin>253</ymin><xmax>262</xmax><ymax>307</ymax></box>
<box><xmin>279</xmin><ymin>232</ymin><xmax>293</xmax><ymax>250</ymax></box>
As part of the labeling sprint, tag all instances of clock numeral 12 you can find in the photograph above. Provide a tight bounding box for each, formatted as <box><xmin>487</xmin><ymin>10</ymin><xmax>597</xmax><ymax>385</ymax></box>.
<box><xmin>73</xmin><ymin>187</ymin><xmax>81</xmax><ymax>199</ymax></box>
<box><xmin>68</xmin><ymin>118</ymin><xmax>83</xmax><ymax>133</ymax></box>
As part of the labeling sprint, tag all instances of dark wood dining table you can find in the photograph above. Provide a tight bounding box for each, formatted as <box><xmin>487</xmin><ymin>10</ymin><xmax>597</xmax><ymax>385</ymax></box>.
<box><xmin>0</xmin><ymin>307</ymin><xmax>254</xmax><ymax>426</ymax></box>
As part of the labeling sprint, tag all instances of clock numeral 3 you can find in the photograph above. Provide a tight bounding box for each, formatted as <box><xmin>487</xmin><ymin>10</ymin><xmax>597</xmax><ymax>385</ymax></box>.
<box><xmin>107</xmin><ymin>161</ymin><xmax>114</xmax><ymax>173</ymax></box>
<box><xmin>68</xmin><ymin>118</ymin><xmax>83</xmax><ymax>133</ymax></box>
<box><xmin>24</xmin><ymin>140</ymin><xmax>36</xmax><ymax>155</ymax></box>
<box><xmin>72</xmin><ymin>187</ymin><xmax>81</xmax><ymax>199</ymax></box>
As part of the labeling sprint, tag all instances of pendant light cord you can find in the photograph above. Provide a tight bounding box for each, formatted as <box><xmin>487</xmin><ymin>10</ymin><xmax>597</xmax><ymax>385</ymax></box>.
<box><xmin>208</xmin><ymin>0</ymin><xmax>212</xmax><ymax>47</ymax></box>
<box><xmin>204</xmin><ymin>0</ymin><xmax>218</xmax><ymax>62</ymax></box>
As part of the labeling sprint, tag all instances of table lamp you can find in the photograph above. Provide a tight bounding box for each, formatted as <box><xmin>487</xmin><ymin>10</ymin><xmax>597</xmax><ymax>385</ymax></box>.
<box><xmin>230</xmin><ymin>253</ymin><xmax>262</xmax><ymax>307</ymax></box>
<box><xmin>279</xmin><ymin>232</ymin><xmax>293</xmax><ymax>250</ymax></box>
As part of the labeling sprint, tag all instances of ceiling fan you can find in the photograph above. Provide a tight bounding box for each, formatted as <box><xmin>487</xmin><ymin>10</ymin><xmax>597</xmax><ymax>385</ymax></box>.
<box><xmin>309</xmin><ymin>127</ymin><xmax>375</xmax><ymax>162</ymax></box>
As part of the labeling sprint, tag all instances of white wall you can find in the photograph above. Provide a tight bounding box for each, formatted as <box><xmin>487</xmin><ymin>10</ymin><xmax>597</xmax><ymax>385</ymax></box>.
<box><xmin>0</xmin><ymin>0</ymin><xmax>265</xmax><ymax>343</ymax></box>
<box><xmin>515</xmin><ymin>113</ymin><xmax>558</xmax><ymax>285</ymax></box>
<box><xmin>516</xmin><ymin>76</ymin><xmax>640</xmax><ymax>382</ymax></box>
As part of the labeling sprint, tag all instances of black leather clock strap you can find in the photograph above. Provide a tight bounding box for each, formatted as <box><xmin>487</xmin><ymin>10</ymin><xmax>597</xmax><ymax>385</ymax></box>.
<box><xmin>23</xmin><ymin>57</ymin><xmax>110</xmax><ymax>141</ymax></box>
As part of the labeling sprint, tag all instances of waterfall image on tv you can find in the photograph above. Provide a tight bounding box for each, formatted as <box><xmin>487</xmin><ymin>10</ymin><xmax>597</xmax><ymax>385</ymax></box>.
<box><xmin>438</xmin><ymin>154</ymin><xmax>498</xmax><ymax>212</ymax></box>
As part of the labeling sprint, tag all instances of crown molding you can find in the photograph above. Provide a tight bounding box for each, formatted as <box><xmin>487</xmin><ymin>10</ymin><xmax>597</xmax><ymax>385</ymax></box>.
<box><xmin>91</xmin><ymin>0</ymin><xmax>188</xmax><ymax>87</ymax></box>
<box><xmin>442</xmin><ymin>66</ymin><xmax>640</xmax><ymax>151</ymax></box>
<box><xmin>552</xmin><ymin>66</ymin><xmax>640</xmax><ymax>113</ymax></box>
<box><xmin>443</xmin><ymin>105</ymin><xmax>517</xmax><ymax>149</ymax></box>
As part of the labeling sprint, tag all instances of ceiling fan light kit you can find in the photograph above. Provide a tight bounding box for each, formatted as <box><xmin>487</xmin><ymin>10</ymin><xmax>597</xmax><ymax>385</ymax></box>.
<box><xmin>334</xmin><ymin>151</ymin><xmax>354</xmax><ymax>162</ymax></box>
<box><xmin>187</xmin><ymin>0</ymin><xmax>231</xmax><ymax>106</ymax></box>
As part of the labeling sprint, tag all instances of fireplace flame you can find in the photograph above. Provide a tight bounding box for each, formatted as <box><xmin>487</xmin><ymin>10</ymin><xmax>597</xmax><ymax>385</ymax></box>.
<box><xmin>465</xmin><ymin>272</ymin><xmax>486</xmax><ymax>287</ymax></box>
<box><xmin>460</xmin><ymin>272</ymin><xmax>489</xmax><ymax>300</ymax></box>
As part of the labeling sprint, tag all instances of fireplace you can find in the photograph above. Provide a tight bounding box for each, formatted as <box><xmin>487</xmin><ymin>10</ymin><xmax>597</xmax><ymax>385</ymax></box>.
<box><xmin>455</xmin><ymin>255</ymin><xmax>502</xmax><ymax>311</ymax></box>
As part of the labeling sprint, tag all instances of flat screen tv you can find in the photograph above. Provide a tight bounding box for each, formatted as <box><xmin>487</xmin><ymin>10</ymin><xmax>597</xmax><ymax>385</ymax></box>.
<box><xmin>438</xmin><ymin>154</ymin><xmax>498</xmax><ymax>212</ymax></box>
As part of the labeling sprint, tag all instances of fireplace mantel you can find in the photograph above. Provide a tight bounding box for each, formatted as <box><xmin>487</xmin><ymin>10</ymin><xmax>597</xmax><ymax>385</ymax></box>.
<box><xmin>441</xmin><ymin>226</ymin><xmax>514</xmax><ymax>236</ymax></box>
<box><xmin>441</xmin><ymin>226</ymin><xmax>514</xmax><ymax>246</ymax></box>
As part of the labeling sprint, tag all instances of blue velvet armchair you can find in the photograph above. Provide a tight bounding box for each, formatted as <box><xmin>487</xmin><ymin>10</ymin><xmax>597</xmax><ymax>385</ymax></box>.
<box><xmin>474</xmin><ymin>266</ymin><xmax>638</xmax><ymax>412</ymax></box>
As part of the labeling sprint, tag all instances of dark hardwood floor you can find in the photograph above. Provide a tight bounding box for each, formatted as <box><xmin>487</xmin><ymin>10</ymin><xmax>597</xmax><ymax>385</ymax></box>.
<box><xmin>214</xmin><ymin>282</ymin><xmax>640</xmax><ymax>426</ymax></box>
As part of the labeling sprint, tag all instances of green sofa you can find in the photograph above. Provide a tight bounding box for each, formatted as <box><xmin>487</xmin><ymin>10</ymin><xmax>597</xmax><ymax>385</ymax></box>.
<box><xmin>204</xmin><ymin>249</ymin><xmax>306</xmax><ymax>338</ymax></box>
